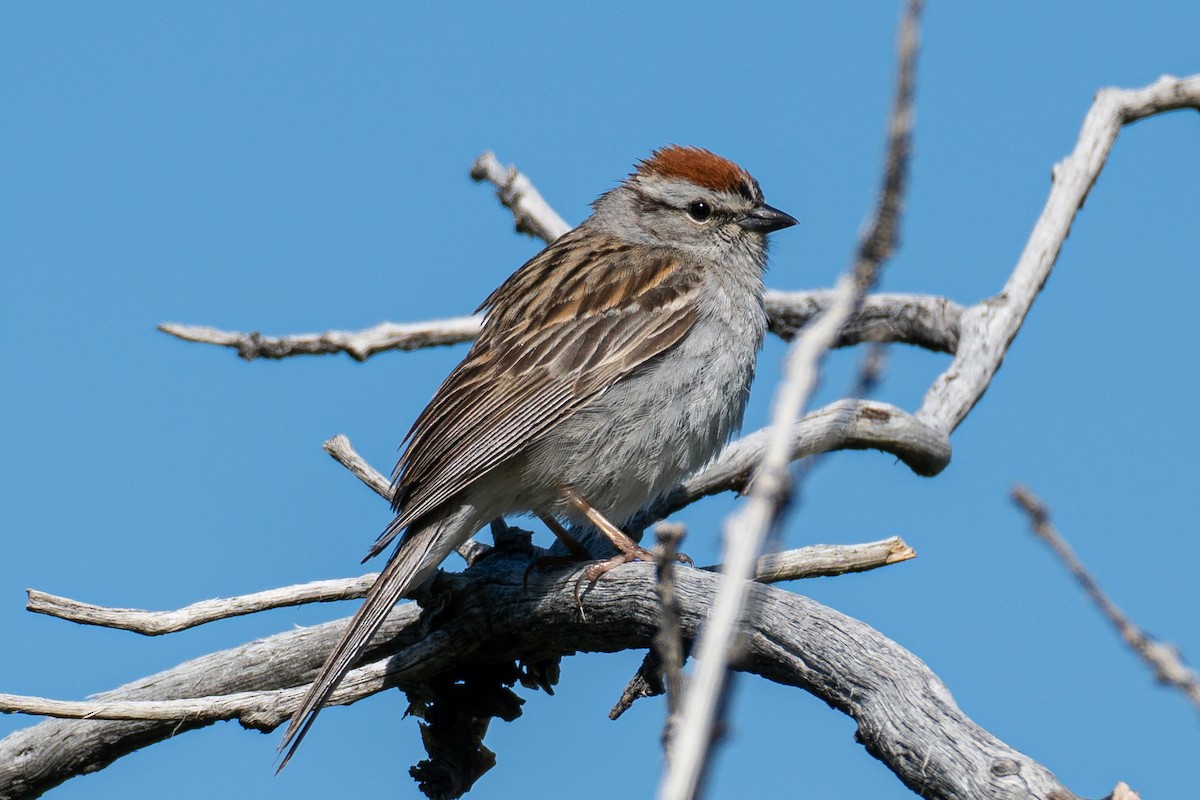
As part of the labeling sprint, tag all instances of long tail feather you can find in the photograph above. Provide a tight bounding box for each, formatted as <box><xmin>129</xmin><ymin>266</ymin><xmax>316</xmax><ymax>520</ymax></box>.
<box><xmin>275</xmin><ymin>516</ymin><xmax>462</xmax><ymax>771</ymax></box>
<box><xmin>363</xmin><ymin>515</ymin><xmax>405</xmax><ymax>563</ymax></box>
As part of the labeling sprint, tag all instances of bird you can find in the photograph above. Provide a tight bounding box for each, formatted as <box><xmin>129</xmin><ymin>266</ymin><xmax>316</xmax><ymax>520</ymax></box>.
<box><xmin>277</xmin><ymin>145</ymin><xmax>797</xmax><ymax>767</ymax></box>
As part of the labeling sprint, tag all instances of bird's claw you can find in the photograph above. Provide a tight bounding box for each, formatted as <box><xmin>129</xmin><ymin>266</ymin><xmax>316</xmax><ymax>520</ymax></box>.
<box><xmin>570</xmin><ymin>545</ymin><xmax>694</xmax><ymax>608</ymax></box>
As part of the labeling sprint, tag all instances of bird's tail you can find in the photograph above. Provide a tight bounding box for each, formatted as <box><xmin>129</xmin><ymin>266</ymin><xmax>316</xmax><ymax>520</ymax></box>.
<box><xmin>275</xmin><ymin>508</ymin><xmax>474</xmax><ymax>770</ymax></box>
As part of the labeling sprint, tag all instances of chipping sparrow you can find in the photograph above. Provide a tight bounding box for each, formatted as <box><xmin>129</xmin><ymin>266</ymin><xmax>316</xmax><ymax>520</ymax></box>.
<box><xmin>278</xmin><ymin>146</ymin><xmax>796</xmax><ymax>764</ymax></box>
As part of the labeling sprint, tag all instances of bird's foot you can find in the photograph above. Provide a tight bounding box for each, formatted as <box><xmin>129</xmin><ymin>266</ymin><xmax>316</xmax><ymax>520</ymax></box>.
<box><xmin>572</xmin><ymin>545</ymin><xmax>692</xmax><ymax>606</ymax></box>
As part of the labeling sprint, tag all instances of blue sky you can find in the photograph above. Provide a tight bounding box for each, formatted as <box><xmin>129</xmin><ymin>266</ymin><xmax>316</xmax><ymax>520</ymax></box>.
<box><xmin>2</xmin><ymin>3</ymin><xmax>1198</xmax><ymax>798</ymax></box>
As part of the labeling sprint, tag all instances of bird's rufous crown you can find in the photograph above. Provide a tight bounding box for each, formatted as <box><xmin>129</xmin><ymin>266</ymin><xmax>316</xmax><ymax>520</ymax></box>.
<box><xmin>633</xmin><ymin>145</ymin><xmax>759</xmax><ymax>201</ymax></box>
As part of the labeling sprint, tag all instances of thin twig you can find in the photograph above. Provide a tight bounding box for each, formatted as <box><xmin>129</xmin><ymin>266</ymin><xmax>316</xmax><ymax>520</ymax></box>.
<box><xmin>26</xmin><ymin>538</ymin><xmax>911</xmax><ymax>634</ymax></box>
<box><xmin>730</xmin><ymin>536</ymin><xmax>914</xmax><ymax>582</ymax></box>
<box><xmin>322</xmin><ymin>434</ymin><xmax>490</xmax><ymax>565</ymax></box>
<box><xmin>323</xmin><ymin>434</ymin><xmax>391</xmax><ymax>499</ymax></box>
<box><xmin>469</xmin><ymin>150</ymin><xmax>571</xmax><ymax>242</ymax></box>
<box><xmin>660</xmin><ymin>3</ymin><xmax>922</xmax><ymax>797</ymax></box>
<box><xmin>609</xmin><ymin>524</ymin><xmax>692</xmax><ymax>736</ymax></box>
<box><xmin>783</xmin><ymin>342</ymin><xmax>891</xmax><ymax>527</ymax></box>
<box><xmin>848</xmin><ymin>343</ymin><xmax>889</xmax><ymax>400</ymax></box>
<box><xmin>1012</xmin><ymin>485</ymin><xmax>1200</xmax><ymax>713</ymax></box>
<box><xmin>157</xmin><ymin>317</ymin><xmax>483</xmax><ymax>362</ymax></box>
<box><xmin>25</xmin><ymin>577</ymin><xmax>377</xmax><ymax>636</ymax></box>
<box><xmin>654</xmin><ymin>522</ymin><xmax>688</xmax><ymax>752</ymax></box>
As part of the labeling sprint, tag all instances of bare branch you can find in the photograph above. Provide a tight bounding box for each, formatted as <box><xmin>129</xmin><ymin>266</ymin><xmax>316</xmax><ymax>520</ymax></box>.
<box><xmin>611</xmin><ymin>534</ymin><xmax>914</xmax><ymax>721</ymax></box>
<box><xmin>0</xmin><ymin>691</ymin><xmax>281</xmax><ymax>724</ymax></box>
<box><xmin>323</xmin><ymin>402</ymin><xmax>948</xmax><ymax>554</ymax></box>
<box><xmin>323</xmin><ymin>434</ymin><xmax>391</xmax><ymax>500</ymax></box>
<box><xmin>766</xmin><ymin>290</ymin><xmax>961</xmax><ymax>352</ymax></box>
<box><xmin>1012</xmin><ymin>485</ymin><xmax>1200</xmax><ymax>713</ymax></box>
<box><xmin>160</xmin><ymin>149</ymin><xmax>962</xmax><ymax>369</ymax></box>
<box><xmin>662</xmin><ymin>4</ymin><xmax>923</xmax><ymax>794</ymax></box>
<box><xmin>469</xmin><ymin>150</ymin><xmax>571</xmax><ymax>242</ymax></box>
<box><xmin>740</xmin><ymin>536</ymin><xmax>914</xmax><ymax>582</ymax></box>
<box><xmin>25</xmin><ymin>577</ymin><xmax>377</xmax><ymax>636</ymax></box>
<box><xmin>632</xmin><ymin>399</ymin><xmax>948</xmax><ymax>540</ymax></box>
<box><xmin>322</xmin><ymin>434</ymin><xmax>491</xmax><ymax>566</ymax></box>
<box><xmin>0</xmin><ymin>558</ymin><xmax>1085</xmax><ymax>800</ymax></box>
<box><xmin>695</xmin><ymin>397</ymin><xmax>949</xmax><ymax>487</ymax></box>
<box><xmin>24</xmin><ymin>538</ymin><xmax>911</xmax><ymax>635</ymax></box>
<box><xmin>158</xmin><ymin>317</ymin><xmax>483</xmax><ymax>362</ymax></box>
<box><xmin>918</xmin><ymin>73</ymin><xmax>1200</xmax><ymax>434</ymax></box>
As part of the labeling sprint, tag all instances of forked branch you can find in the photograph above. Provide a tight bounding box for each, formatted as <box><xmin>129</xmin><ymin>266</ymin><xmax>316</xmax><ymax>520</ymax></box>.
<box><xmin>0</xmin><ymin>559</ymin><xmax>1076</xmax><ymax>800</ymax></box>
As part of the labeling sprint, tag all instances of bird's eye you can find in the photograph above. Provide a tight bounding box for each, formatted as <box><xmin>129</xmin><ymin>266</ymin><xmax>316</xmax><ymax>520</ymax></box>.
<box><xmin>686</xmin><ymin>200</ymin><xmax>712</xmax><ymax>222</ymax></box>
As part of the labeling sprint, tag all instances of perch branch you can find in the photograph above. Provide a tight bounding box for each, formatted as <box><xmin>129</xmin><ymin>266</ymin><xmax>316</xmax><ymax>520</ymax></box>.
<box><xmin>1012</xmin><ymin>485</ymin><xmax>1200</xmax><ymax>713</ymax></box>
<box><xmin>0</xmin><ymin>557</ymin><xmax>1083</xmax><ymax>800</ymax></box>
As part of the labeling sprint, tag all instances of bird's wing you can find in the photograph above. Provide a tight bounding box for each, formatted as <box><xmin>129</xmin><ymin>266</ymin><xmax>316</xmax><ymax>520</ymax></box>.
<box><xmin>278</xmin><ymin>242</ymin><xmax>703</xmax><ymax>770</ymax></box>
<box><xmin>366</xmin><ymin>242</ymin><xmax>702</xmax><ymax>559</ymax></box>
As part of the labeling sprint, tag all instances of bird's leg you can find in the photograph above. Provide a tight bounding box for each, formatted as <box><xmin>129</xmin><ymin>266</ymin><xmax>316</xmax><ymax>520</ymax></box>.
<box><xmin>560</xmin><ymin>486</ymin><xmax>650</xmax><ymax>559</ymax></box>
<box><xmin>559</xmin><ymin>486</ymin><xmax>691</xmax><ymax>603</ymax></box>
<box><xmin>522</xmin><ymin>513</ymin><xmax>597</xmax><ymax>589</ymax></box>
<box><xmin>536</xmin><ymin>513</ymin><xmax>594</xmax><ymax>560</ymax></box>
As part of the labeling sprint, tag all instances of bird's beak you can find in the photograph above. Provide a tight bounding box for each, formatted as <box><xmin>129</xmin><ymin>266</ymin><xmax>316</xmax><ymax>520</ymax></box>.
<box><xmin>738</xmin><ymin>203</ymin><xmax>798</xmax><ymax>234</ymax></box>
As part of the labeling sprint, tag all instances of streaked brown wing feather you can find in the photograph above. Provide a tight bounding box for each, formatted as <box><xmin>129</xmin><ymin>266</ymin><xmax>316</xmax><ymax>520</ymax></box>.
<box><xmin>396</xmin><ymin>302</ymin><xmax>697</xmax><ymax>528</ymax></box>
<box><xmin>369</xmin><ymin>244</ymin><xmax>702</xmax><ymax>558</ymax></box>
